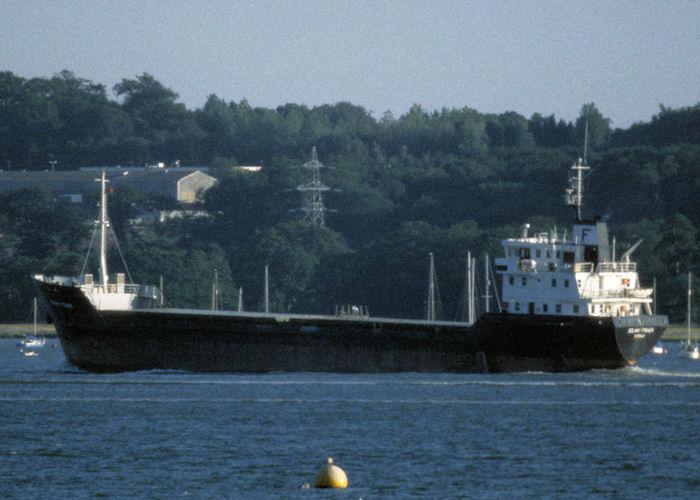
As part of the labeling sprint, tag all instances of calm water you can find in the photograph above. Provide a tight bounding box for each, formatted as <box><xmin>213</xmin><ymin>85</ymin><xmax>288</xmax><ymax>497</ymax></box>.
<box><xmin>1</xmin><ymin>338</ymin><xmax>699</xmax><ymax>499</ymax></box>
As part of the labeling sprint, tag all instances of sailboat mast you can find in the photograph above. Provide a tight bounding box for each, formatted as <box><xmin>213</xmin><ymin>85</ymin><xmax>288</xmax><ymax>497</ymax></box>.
<box><xmin>428</xmin><ymin>253</ymin><xmax>436</xmax><ymax>321</ymax></box>
<box><xmin>98</xmin><ymin>170</ymin><xmax>109</xmax><ymax>290</ymax></box>
<box><xmin>464</xmin><ymin>252</ymin><xmax>472</xmax><ymax>323</ymax></box>
<box><xmin>688</xmin><ymin>272</ymin><xmax>692</xmax><ymax>343</ymax></box>
<box><xmin>467</xmin><ymin>252</ymin><xmax>475</xmax><ymax>324</ymax></box>
<box><xmin>212</xmin><ymin>268</ymin><xmax>219</xmax><ymax>311</ymax></box>
<box><xmin>264</xmin><ymin>264</ymin><xmax>270</xmax><ymax>313</ymax></box>
<box><xmin>33</xmin><ymin>297</ymin><xmax>37</xmax><ymax>336</ymax></box>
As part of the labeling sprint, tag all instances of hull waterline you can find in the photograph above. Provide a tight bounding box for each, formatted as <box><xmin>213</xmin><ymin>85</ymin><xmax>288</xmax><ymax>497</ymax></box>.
<box><xmin>34</xmin><ymin>279</ymin><xmax>666</xmax><ymax>374</ymax></box>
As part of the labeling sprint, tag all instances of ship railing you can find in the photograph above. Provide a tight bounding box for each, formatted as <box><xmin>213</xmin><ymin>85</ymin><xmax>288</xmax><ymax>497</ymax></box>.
<box><xmin>574</xmin><ymin>262</ymin><xmax>637</xmax><ymax>273</ymax></box>
<box><xmin>506</xmin><ymin>233</ymin><xmax>576</xmax><ymax>245</ymax></box>
<box><xmin>78</xmin><ymin>282</ymin><xmax>162</xmax><ymax>308</ymax></box>
<box><xmin>574</xmin><ymin>263</ymin><xmax>595</xmax><ymax>273</ymax></box>
<box><xmin>580</xmin><ymin>287</ymin><xmax>651</xmax><ymax>300</ymax></box>
<box><xmin>137</xmin><ymin>285</ymin><xmax>162</xmax><ymax>302</ymax></box>
<box><xmin>80</xmin><ymin>283</ymin><xmax>137</xmax><ymax>294</ymax></box>
<box><xmin>78</xmin><ymin>282</ymin><xmax>160</xmax><ymax>298</ymax></box>
<box><xmin>598</xmin><ymin>262</ymin><xmax>637</xmax><ymax>272</ymax></box>
<box><xmin>335</xmin><ymin>304</ymin><xmax>370</xmax><ymax>318</ymax></box>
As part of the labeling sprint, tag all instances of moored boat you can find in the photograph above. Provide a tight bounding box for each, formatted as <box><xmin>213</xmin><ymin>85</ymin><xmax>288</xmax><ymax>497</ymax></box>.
<box><xmin>20</xmin><ymin>335</ymin><xmax>45</xmax><ymax>349</ymax></box>
<box><xmin>679</xmin><ymin>272</ymin><xmax>699</xmax><ymax>360</ymax></box>
<box><xmin>33</xmin><ymin>161</ymin><xmax>667</xmax><ymax>373</ymax></box>
<box><xmin>18</xmin><ymin>299</ymin><xmax>45</xmax><ymax>349</ymax></box>
<box><xmin>652</xmin><ymin>342</ymin><xmax>667</xmax><ymax>355</ymax></box>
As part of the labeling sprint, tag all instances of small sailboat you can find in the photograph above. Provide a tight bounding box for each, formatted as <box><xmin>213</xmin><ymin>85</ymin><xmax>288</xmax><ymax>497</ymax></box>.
<box><xmin>20</xmin><ymin>336</ymin><xmax>45</xmax><ymax>348</ymax></box>
<box><xmin>680</xmin><ymin>272</ymin><xmax>699</xmax><ymax>360</ymax></box>
<box><xmin>20</xmin><ymin>298</ymin><xmax>45</xmax><ymax>349</ymax></box>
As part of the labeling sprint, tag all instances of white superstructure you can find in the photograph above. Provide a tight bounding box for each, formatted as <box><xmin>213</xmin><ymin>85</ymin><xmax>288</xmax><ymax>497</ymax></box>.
<box><xmin>494</xmin><ymin>159</ymin><xmax>654</xmax><ymax>319</ymax></box>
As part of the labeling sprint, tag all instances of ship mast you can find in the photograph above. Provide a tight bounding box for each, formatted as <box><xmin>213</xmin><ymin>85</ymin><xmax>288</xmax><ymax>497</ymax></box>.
<box><xmin>484</xmin><ymin>253</ymin><xmax>491</xmax><ymax>313</ymax></box>
<box><xmin>564</xmin><ymin>118</ymin><xmax>591</xmax><ymax>221</ymax></box>
<box><xmin>564</xmin><ymin>158</ymin><xmax>590</xmax><ymax>222</ymax></box>
<box><xmin>97</xmin><ymin>170</ymin><xmax>109</xmax><ymax>290</ymax></box>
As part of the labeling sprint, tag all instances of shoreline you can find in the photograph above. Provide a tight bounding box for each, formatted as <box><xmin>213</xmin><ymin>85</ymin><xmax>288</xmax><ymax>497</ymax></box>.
<box><xmin>1</xmin><ymin>323</ymin><xmax>57</xmax><ymax>338</ymax></box>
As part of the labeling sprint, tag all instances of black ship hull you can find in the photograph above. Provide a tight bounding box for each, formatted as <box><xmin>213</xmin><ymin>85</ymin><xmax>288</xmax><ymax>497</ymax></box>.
<box><xmin>34</xmin><ymin>279</ymin><xmax>667</xmax><ymax>374</ymax></box>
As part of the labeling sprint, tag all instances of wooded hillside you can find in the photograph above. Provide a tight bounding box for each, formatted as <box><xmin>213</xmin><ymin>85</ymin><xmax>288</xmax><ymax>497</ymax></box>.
<box><xmin>1</xmin><ymin>71</ymin><xmax>698</xmax><ymax>322</ymax></box>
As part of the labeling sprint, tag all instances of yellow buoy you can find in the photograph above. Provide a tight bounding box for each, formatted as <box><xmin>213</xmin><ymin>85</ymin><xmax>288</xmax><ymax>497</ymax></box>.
<box><xmin>314</xmin><ymin>457</ymin><xmax>348</xmax><ymax>488</ymax></box>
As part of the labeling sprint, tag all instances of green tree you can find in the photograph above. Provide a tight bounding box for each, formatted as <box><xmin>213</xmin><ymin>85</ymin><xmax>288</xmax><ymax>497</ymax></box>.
<box><xmin>237</xmin><ymin>222</ymin><xmax>351</xmax><ymax>312</ymax></box>
<box><xmin>486</xmin><ymin>112</ymin><xmax>535</xmax><ymax>149</ymax></box>
<box><xmin>114</xmin><ymin>73</ymin><xmax>201</xmax><ymax>164</ymax></box>
<box><xmin>0</xmin><ymin>71</ymin><xmax>60</xmax><ymax>168</ymax></box>
<box><xmin>654</xmin><ymin>214</ymin><xmax>698</xmax><ymax>321</ymax></box>
<box><xmin>575</xmin><ymin>103</ymin><xmax>611</xmax><ymax>150</ymax></box>
<box><xmin>126</xmin><ymin>232</ymin><xmax>237</xmax><ymax>310</ymax></box>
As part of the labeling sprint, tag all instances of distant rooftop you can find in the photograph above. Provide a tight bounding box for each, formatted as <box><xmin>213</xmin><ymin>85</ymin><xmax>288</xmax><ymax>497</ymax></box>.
<box><xmin>78</xmin><ymin>164</ymin><xmax>210</xmax><ymax>172</ymax></box>
<box><xmin>0</xmin><ymin>168</ymin><xmax>217</xmax><ymax>203</ymax></box>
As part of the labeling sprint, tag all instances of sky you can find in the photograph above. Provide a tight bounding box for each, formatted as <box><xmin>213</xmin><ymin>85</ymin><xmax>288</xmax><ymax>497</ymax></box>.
<box><xmin>2</xmin><ymin>0</ymin><xmax>698</xmax><ymax>129</ymax></box>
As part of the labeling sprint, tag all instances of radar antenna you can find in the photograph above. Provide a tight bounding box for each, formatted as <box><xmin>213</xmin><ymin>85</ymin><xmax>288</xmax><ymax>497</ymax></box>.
<box><xmin>564</xmin><ymin>158</ymin><xmax>590</xmax><ymax>222</ymax></box>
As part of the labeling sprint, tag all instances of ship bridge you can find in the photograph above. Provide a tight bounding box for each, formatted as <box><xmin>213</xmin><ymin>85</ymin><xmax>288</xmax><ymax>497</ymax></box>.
<box><xmin>494</xmin><ymin>222</ymin><xmax>653</xmax><ymax>318</ymax></box>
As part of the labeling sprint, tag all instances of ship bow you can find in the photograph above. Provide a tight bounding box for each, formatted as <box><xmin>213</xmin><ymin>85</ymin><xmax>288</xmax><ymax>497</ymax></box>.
<box><xmin>614</xmin><ymin>315</ymin><xmax>668</xmax><ymax>364</ymax></box>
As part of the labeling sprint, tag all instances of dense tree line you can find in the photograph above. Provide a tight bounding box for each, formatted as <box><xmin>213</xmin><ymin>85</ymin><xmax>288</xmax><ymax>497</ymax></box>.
<box><xmin>0</xmin><ymin>70</ymin><xmax>698</xmax><ymax>322</ymax></box>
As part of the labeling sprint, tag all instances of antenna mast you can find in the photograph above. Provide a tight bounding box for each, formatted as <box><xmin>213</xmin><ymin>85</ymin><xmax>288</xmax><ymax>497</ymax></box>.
<box><xmin>564</xmin><ymin>159</ymin><xmax>590</xmax><ymax>222</ymax></box>
<box><xmin>583</xmin><ymin>115</ymin><xmax>589</xmax><ymax>165</ymax></box>
<box><xmin>296</xmin><ymin>147</ymin><xmax>331</xmax><ymax>226</ymax></box>
<box><xmin>564</xmin><ymin>115</ymin><xmax>591</xmax><ymax>221</ymax></box>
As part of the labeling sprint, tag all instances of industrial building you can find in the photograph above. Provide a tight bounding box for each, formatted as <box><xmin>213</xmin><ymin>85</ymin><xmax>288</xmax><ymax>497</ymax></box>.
<box><xmin>0</xmin><ymin>167</ymin><xmax>217</xmax><ymax>204</ymax></box>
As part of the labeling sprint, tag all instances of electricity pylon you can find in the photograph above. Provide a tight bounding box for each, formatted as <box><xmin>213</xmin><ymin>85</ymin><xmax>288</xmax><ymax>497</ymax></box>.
<box><xmin>296</xmin><ymin>146</ymin><xmax>331</xmax><ymax>226</ymax></box>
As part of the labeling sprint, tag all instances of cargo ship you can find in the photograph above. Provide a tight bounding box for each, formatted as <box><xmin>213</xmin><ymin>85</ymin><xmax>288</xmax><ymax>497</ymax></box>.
<box><xmin>33</xmin><ymin>162</ymin><xmax>667</xmax><ymax>373</ymax></box>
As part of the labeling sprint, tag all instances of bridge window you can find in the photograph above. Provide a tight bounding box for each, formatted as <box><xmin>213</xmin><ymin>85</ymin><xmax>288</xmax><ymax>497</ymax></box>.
<box><xmin>509</xmin><ymin>276</ymin><xmax>514</xmax><ymax>285</ymax></box>
<box><xmin>573</xmin><ymin>304</ymin><xmax>579</xmax><ymax>313</ymax></box>
<box><xmin>556</xmin><ymin>304</ymin><xmax>562</xmax><ymax>313</ymax></box>
<box><xmin>543</xmin><ymin>304</ymin><xmax>548</xmax><ymax>312</ymax></box>
<box><xmin>564</xmin><ymin>279</ymin><xmax>570</xmax><ymax>288</ymax></box>
<box><xmin>551</xmin><ymin>279</ymin><xmax>557</xmax><ymax>287</ymax></box>
<box><xmin>522</xmin><ymin>277</ymin><xmax>527</xmax><ymax>286</ymax></box>
<box><xmin>584</xmin><ymin>245</ymin><xmax>598</xmax><ymax>263</ymax></box>
<box><xmin>536</xmin><ymin>249</ymin><xmax>541</xmax><ymax>258</ymax></box>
